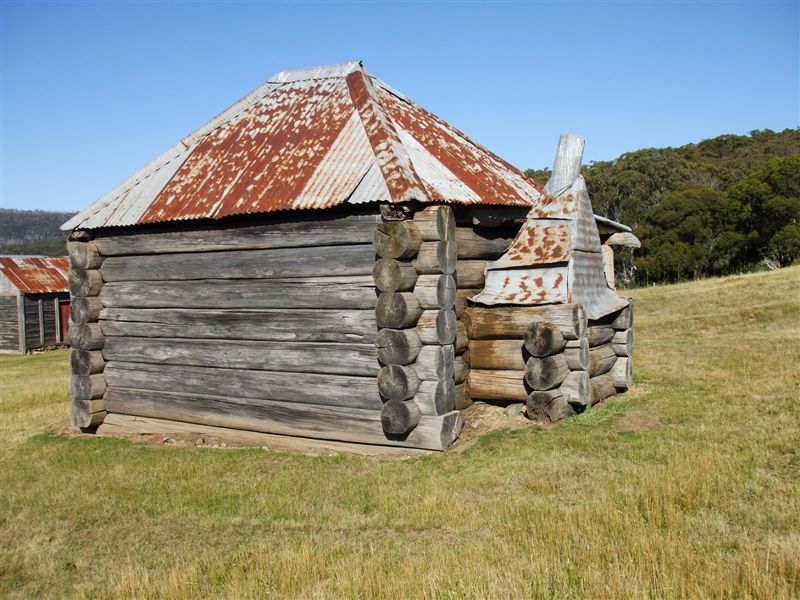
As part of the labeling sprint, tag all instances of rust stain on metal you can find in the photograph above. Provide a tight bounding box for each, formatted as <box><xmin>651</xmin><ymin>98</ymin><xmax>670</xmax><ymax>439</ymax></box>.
<box><xmin>489</xmin><ymin>220</ymin><xmax>571</xmax><ymax>269</ymax></box>
<box><xmin>0</xmin><ymin>256</ymin><xmax>69</xmax><ymax>294</ymax></box>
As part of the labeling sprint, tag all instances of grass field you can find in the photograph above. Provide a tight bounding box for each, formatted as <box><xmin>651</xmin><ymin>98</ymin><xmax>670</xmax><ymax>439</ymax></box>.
<box><xmin>1</xmin><ymin>267</ymin><xmax>798</xmax><ymax>599</ymax></box>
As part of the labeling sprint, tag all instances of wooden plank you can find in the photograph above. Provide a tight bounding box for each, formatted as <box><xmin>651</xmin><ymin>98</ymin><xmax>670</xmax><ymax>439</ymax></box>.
<box><xmin>100</xmin><ymin>308</ymin><xmax>378</xmax><ymax>343</ymax></box>
<box><xmin>468</xmin><ymin>339</ymin><xmax>527</xmax><ymax>371</ymax></box>
<box><xmin>100</xmin><ymin>244</ymin><xmax>376</xmax><ymax>282</ymax></box>
<box><xmin>97</xmin><ymin>413</ymin><xmax>433</xmax><ymax>456</ymax></box>
<box><xmin>102</xmin><ymin>337</ymin><xmax>379</xmax><ymax>377</ymax></box>
<box><xmin>104</xmin><ymin>361</ymin><xmax>382</xmax><ymax>409</ymax></box>
<box><xmin>100</xmin><ymin>276</ymin><xmax>378</xmax><ymax>310</ymax></box>
<box><xmin>92</xmin><ymin>213</ymin><xmax>381</xmax><ymax>256</ymax></box>
<box><xmin>104</xmin><ymin>387</ymin><xmax>463</xmax><ymax>451</ymax></box>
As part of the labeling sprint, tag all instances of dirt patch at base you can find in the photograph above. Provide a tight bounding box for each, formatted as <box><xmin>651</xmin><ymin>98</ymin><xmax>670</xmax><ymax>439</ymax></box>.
<box><xmin>449</xmin><ymin>401</ymin><xmax>544</xmax><ymax>452</ymax></box>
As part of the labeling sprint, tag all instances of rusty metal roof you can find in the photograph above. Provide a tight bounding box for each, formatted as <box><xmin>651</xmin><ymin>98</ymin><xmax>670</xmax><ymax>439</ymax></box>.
<box><xmin>63</xmin><ymin>61</ymin><xmax>544</xmax><ymax>231</ymax></box>
<box><xmin>0</xmin><ymin>256</ymin><xmax>69</xmax><ymax>294</ymax></box>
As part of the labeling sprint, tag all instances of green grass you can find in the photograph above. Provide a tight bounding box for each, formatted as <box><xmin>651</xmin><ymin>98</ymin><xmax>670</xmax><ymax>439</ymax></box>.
<box><xmin>1</xmin><ymin>267</ymin><xmax>799</xmax><ymax>599</ymax></box>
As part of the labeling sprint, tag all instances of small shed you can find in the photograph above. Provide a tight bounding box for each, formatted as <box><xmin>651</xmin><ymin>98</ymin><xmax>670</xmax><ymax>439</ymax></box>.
<box><xmin>0</xmin><ymin>256</ymin><xmax>71</xmax><ymax>354</ymax></box>
<box><xmin>63</xmin><ymin>61</ymin><xmax>635</xmax><ymax>451</ymax></box>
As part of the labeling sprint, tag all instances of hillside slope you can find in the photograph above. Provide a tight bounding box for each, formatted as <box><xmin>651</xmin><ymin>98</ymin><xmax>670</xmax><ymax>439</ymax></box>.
<box><xmin>0</xmin><ymin>209</ymin><xmax>75</xmax><ymax>256</ymax></box>
<box><xmin>1</xmin><ymin>267</ymin><xmax>798</xmax><ymax>598</ymax></box>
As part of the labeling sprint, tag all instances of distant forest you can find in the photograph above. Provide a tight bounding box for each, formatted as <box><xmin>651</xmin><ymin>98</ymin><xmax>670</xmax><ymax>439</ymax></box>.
<box><xmin>0</xmin><ymin>209</ymin><xmax>75</xmax><ymax>256</ymax></box>
<box><xmin>2</xmin><ymin>129</ymin><xmax>798</xmax><ymax>284</ymax></box>
<box><xmin>527</xmin><ymin>128</ymin><xmax>800</xmax><ymax>285</ymax></box>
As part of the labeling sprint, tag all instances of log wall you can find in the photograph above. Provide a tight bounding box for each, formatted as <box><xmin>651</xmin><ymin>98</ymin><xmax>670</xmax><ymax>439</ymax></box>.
<box><xmin>0</xmin><ymin>295</ymin><xmax>19</xmax><ymax>352</ymax></box>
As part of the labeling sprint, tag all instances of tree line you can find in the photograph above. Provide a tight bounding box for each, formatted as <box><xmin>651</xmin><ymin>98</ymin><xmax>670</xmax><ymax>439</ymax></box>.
<box><xmin>526</xmin><ymin>128</ymin><xmax>800</xmax><ymax>285</ymax></box>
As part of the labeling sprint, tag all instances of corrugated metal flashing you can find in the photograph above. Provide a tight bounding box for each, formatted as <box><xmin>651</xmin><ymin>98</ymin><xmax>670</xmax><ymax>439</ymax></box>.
<box><xmin>63</xmin><ymin>61</ymin><xmax>544</xmax><ymax>231</ymax></box>
<box><xmin>0</xmin><ymin>256</ymin><xmax>69</xmax><ymax>294</ymax></box>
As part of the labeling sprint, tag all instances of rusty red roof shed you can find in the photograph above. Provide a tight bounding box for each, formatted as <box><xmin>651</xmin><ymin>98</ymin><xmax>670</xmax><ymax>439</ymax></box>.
<box><xmin>0</xmin><ymin>256</ymin><xmax>69</xmax><ymax>294</ymax></box>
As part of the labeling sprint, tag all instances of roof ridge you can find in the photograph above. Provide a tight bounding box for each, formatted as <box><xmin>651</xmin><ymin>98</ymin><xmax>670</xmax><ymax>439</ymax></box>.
<box><xmin>268</xmin><ymin>61</ymin><xmax>363</xmax><ymax>83</ymax></box>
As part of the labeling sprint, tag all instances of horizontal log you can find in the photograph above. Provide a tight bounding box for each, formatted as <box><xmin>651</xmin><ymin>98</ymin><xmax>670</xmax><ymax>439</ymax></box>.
<box><xmin>104</xmin><ymin>387</ymin><xmax>463</xmax><ymax>451</ymax></box>
<box><xmin>97</xmin><ymin>413</ymin><xmax>432</xmax><ymax>456</ymax></box>
<box><xmin>416</xmin><ymin>310</ymin><xmax>456</xmax><ymax>345</ymax></box>
<box><xmin>525</xmin><ymin>354</ymin><xmax>570</xmax><ymax>390</ymax></box>
<box><xmin>560</xmin><ymin>370</ymin><xmax>590</xmax><ymax>407</ymax></box>
<box><xmin>375</xmin><ymin>328</ymin><xmax>422</xmax><ymax>365</ymax></box>
<box><xmin>452</xmin><ymin>228</ymin><xmax>513</xmax><ymax>259</ymax></box>
<box><xmin>609</xmin><ymin>357</ymin><xmax>632</xmax><ymax>390</ymax></box>
<box><xmin>591</xmin><ymin>301</ymin><xmax>633</xmax><ymax>330</ymax></box>
<box><xmin>100</xmin><ymin>308</ymin><xmax>378</xmax><ymax>344</ymax></box>
<box><xmin>590</xmin><ymin>374</ymin><xmax>616</xmax><ymax>405</ymax></box>
<box><xmin>454</xmin><ymin>289</ymin><xmax>473</xmax><ymax>319</ymax></box>
<box><xmin>377</xmin><ymin>364</ymin><xmax>419</xmax><ymax>401</ymax></box>
<box><xmin>523</xmin><ymin>321</ymin><xmax>566</xmax><ymax>357</ymax></box>
<box><xmin>454</xmin><ymin>320</ymin><xmax>468</xmax><ymax>354</ymax></box>
<box><xmin>413</xmin><ymin>274</ymin><xmax>456</xmax><ymax>309</ymax></box>
<box><xmin>373</xmin><ymin>259</ymin><xmax>418</xmax><ymax>292</ymax></box>
<box><xmin>373</xmin><ymin>221</ymin><xmax>422</xmax><ymax>259</ymax></box>
<box><xmin>589</xmin><ymin>345</ymin><xmax>617</xmax><ymax>377</ymax></box>
<box><xmin>67</xmin><ymin>241</ymin><xmax>103</xmax><ymax>270</ymax></box>
<box><xmin>93</xmin><ymin>213</ymin><xmax>380</xmax><ymax>256</ymax></box>
<box><xmin>468</xmin><ymin>339</ymin><xmax>527</xmax><ymax>371</ymax></box>
<box><xmin>100</xmin><ymin>245</ymin><xmax>376</xmax><ymax>282</ymax></box>
<box><xmin>412</xmin><ymin>205</ymin><xmax>455</xmax><ymax>241</ymax></box>
<box><xmin>414</xmin><ymin>379</ymin><xmax>455</xmax><ymax>415</ymax></box>
<box><xmin>71</xmin><ymin>399</ymin><xmax>106</xmax><ymax>429</ymax></box>
<box><xmin>454</xmin><ymin>383</ymin><xmax>470</xmax><ymax>410</ymax></box>
<box><xmin>70</xmin><ymin>323</ymin><xmax>104</xmax><ymax>350</ymax></box>
<box><xmin>71</xmin><ymin>374</ymin><xmax>107</xmax><ymax>400</ymax></box>
<box><xmin>454</xmin><ymin>260</ymin><xmax>487</xmax><ymax>289</ymax></box>
<box><xmin>586</xmin><ymin>326</ymin><xmax>615</xmax><ymax>347</ymax></box>
<box><xmin>381</xmin><ymin>399</ymin><xmax>421</xmax><ymax>435</ymax></box>
<box><xmin>465</xmin><ymin>304</ymin><xmax>586</xmax><ymax>340</ymax></box>
<box><xmin>104</xmin><ymin>361</ymin><xmax>382</xmax><ymax>409</ymax></box>
<box><xmin>466</xmin><ymin>369</ymin><xmax>528</xmax><ymax>403</ymax></box>
<box><xmin>102</xmin><ymin>337</ymin><xmax>379</xmax><ymax>377</ymax></box>
<box><xmin>563</xmin><ymin>337</ymin><xmax>590</xmax><ymax>371</ymax></box>
<box><xmin>68</xmin><ymin>269</ymin><xmax>103</xmax><ymax>297</ymax></box>
<box><xmin>414</xmin><ymin>345</ymin><xmax>455</xmax><ymax>381</ymax></box>
<box><xmin>70</xmin><ymin>297</ymin><xmax>104</xmax><ymax>324</ymax></box>
<box><xmin>70</xmin><ymin>349</ymin><xmax>105</xmax><ymax>375</ymax></box>
<box><xmin>413</xmin><ymin>241</ymin><xmax>457</xmax><ymax>274</ymax></box>
<box><xmin>100</xmin><ymin>276</ymin><xmax>378</xmax><ymax>310</ymax></box>
<box><xmin>376</xmin><ymin>293</ymin><xmax>423</xmax><ymax>328</ymax></box>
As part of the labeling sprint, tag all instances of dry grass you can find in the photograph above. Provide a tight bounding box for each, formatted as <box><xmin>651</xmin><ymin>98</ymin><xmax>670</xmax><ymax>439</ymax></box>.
<box><xmin>1</xmin><ymin>267</ymin><xmax>798</xmax><ymax>599</ymax></box>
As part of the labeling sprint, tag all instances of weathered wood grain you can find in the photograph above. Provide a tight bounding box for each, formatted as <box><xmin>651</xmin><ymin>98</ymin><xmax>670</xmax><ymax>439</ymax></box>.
<box><xmin>373</xmin><ymin>258</ymin><xmax>418</xmax><ymax>292</ymax></box>
<box><xmin>468</xmin><ymin>339</ymin><xmax>527</xmax><ymax>370</ymax></box>
<box><xmin>416</xmin><ymin>310</ymin><xmax>456</xmax><ymax>345</ymax></box>
<box><xmin>102</xmin><ymin>337</ymin><xmax>379</xmax><ymax>377</ymax></box>
<box><xmin>104</xmin><ymin>361</ymin><xmax>382</xmax><ymax>409</ymax></box>
<box><xmin>67</xmin><ymin>241</ymin><xmax>103</xmax><ymax>270</ymax></box>
<box><xmin>465</xmin><ymin>304</ymin><xmax>586</xmax><ymax>340</ymax></box>
<box><xmin>104</xmin><ymin>387</ymin><xmax>463</xmax><ymax>451</ymax></box>
<box><xmin>414</xmin><ymin>379</ymin><xmax>455</xmax><ymax>415</ymax></box>
<box><xmin>560</xmin><ymin>370</ymin><xmax>590</xmax><ymax>407</ymax></box>
<box><xmin>71</xmin><ymin>374</ymin><xmax>106</xmax><ymax>400</ymax></box>
<box><xmin>612</xmin><ymin>328</ymin><xmax>633</xmax><ymax>357</ymax></box>
<box><xmin>71</xmin><ymin>297</ymin><xmax>104</xmax><ymax>323</ymax></box>
<box><xmin>70</xmin><ymin>349</ymin><xmax>105</xmax><ymax>375</ymax></box>
<box><xmin>375</xmin><ymin>293</ymin><xmax>423</xmax><ymax>328</ymax></box>
<box><xmin>100</xmin><ymin>308</ymin><xmax>378</xmax><ymax>343</ymax></box>
<box><xmin>373</xmin><ymin>221</ymin><xmax>422</xmax><ymax>259</ymax></box>
<box><xmin>413</xmin><ymin>241</ymin><xmax>457</xmax><ymax>274</ymax></box>
<box><xmin>525</xmin><ymin>354</ymin><xmax>570</xmax><ymax>390</ymax></box>
<box><xmin>589</xmin><ymin>344</ymin><xmax>617</xmax><ymax>377</ymax></box>
<box><xmin>412</xmin><ymin>205</ymin><xmax>455</xmax><ymax>241</ymax></box>
<box><xmin>563</xmin><ymin>337</ymin><xmax>590</xmax><ymax>371</ymax></box>
<box><xmin>413</xmin><ymin>274</ymin><xmax>456</xmax><ymax>309</ymax></box>
<box><xmin>68</xmin><ymin>269</ymin><xmax>103</xmax><ymax>297</ymax></box>
<box><xmin>100</xmin><ymin>245</ymin><xmax>376</xmax><ymax>282</ymax></box>
<box><xmin>71</xmin><ymin>399</ymin><xmax>106</xmax><ymax>429</ymax></box>
<box><xmin>377</xmin><ymin>363</ymin><xmax>420</xmax><ymax>401</ymax></box>
<box><xmin>100</xmin><ymin>276</ymin><xmax>378</xmax><ymax>310</ymax></box>
<box><xmin>526</xmin><ymin>390</ymin><xmax>575</xmax><ymax>423</ymax></box>
<box><xmin>380</xmin><ymin>399</ymin><xmax>421</xmax><ymax>435</ymax></box>
<box><xmin>590</xmin><ymin>374</ymin><xmax>616</xmax><ymax>405</ymax></box>
<box><xmin>93</xmin><ymin>213</ymin><xmax>380</xmax><ymax>256</ymax></box>
<box><xmin>523</xmin><ymin>321</ymin><xmax>566</xmax><ymax>357</ymax></box>
<box><xmin>70</xmin><ymin>323</ymin><xmax>104</xmax><ymax>350</ymax></box>
<box><xmin>414</xmin><ymin>344</ymin><xmax>455</xmax><ymax>381</ymax></box>
<box><xmin>466</xmin><ymin>369</ymin><xmax>528</xmax><ymax>403</ymax></box>
<box><xmin>374</xmin><ymin>328</ymin><xmax>422</xmax><ymax>365</ymax></box>
<box><xmin>454</xmin><ymin>383</ymin><xmax>470</xmax><ymax>410</ymax></box>
<box><xmin>609</xmin><ymin>357</ymin><xmax>632</xmax><ymax>390</ymax></box>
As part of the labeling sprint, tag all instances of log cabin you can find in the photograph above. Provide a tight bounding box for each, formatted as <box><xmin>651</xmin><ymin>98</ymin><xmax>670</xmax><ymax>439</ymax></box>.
<box><xmin>0</xmin><ymin>256</ymin><xmax>71</xmax><ymax>354</ymax></box>
<box><xmin>62</xmin><ymin>61</ymin><xmax>635</xmax><ymax>451</ymax></box>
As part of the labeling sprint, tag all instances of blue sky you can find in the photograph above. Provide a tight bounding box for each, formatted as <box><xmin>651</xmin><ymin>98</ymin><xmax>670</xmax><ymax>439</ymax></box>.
<box><xmin>1</xmin><ymin>1</ymin><xmax>798</xmax><ymax>212</ymax></box>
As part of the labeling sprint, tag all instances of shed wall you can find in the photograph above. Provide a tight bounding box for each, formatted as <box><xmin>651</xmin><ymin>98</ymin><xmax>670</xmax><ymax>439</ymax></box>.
<box><xmin>23</xmin><ymin>293</ymin><xmax>69</xmax><ymax>350</ymax></box>
<box><xmin>0</xmin><ymin>295</ymin><xmax>20</xmax><ymax>352</ymax></box>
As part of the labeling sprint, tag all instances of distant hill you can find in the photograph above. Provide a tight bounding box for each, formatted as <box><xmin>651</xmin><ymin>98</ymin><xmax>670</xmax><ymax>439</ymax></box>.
<box><xmin>0</xmin><ymin>209</ymin><xmax>75</xmax><ymax>256</ymax></box>
<box><xmin>526</xmin><ymin>128</ymin><xmax>800</xmax><ymax>284</ymax></box>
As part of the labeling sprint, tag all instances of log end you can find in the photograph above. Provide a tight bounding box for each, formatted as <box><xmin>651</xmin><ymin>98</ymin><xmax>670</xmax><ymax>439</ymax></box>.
<box><xmin>381</xmin><ymin>400</ymin><xmax>422</xmax><ymax>436</ymax></box>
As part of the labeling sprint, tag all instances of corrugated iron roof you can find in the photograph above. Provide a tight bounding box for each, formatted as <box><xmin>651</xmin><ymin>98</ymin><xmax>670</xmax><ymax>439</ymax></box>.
<box><xmin>63</xmin><ymin>61</ymin><xmax>544</xmax><ymax>231</ymax></box>
<box><xmin>0</xmin><ymin>256</ymin><xmax>69</xmax><ymax>294</ymax></box>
